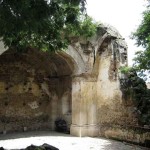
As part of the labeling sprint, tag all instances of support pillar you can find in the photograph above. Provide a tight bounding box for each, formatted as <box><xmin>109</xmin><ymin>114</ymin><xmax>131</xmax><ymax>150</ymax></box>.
<box><xmin>70</xmin><ymin>78</ymin><xmax>99</xmax><ymax>137</ymax></box>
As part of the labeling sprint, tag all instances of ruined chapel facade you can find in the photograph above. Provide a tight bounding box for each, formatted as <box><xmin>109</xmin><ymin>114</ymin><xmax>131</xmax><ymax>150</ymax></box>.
<box><xmin>0</xmin><ymin>24</ymin><xmax>143</xmax><ymax>140</ymax></box>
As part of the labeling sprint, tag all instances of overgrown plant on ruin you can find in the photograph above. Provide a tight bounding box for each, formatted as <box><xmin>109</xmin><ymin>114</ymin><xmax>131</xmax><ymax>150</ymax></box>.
<box><xmin>131</xmin><ymin>0</ymin><xmax>150</xmax><ymax>80</ymax></box>
<box><xmin>120</xmin><ymin>67</ymin><xmax>150</xmax><ymax>126</ymax></box>
<box><xmin>0</xmin><ymin>0</ymin><xmax>97</xmax><ymax>52</ymax></box>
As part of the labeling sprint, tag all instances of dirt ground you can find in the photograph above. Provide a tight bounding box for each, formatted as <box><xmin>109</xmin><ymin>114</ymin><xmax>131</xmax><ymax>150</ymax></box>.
<box><xmin>0</xmin><ymin>131</ymin><xmax>149</xmax><ymax>150</ymax></box>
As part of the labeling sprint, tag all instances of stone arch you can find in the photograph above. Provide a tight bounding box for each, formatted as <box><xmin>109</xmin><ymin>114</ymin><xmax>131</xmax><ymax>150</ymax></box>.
<box><xmin>66</xmin><ymin>45</ymin><xmax>86</xmax><ymax>75</ymax></box>
<box><xmin>93</xmin><ymin>25</ymin><xmax>127</xmax><ymax>81</ymax></box>
<box><xmin>92</xmin><ymin>33</ymin><xmax>110</xmax><ymax>78</ymax></box>
<box><xmin>0</xmin><ymin>48</ymin><xmax>79</xmax><ymax>132</ymax></box>
<box><xmin>0</xmin><ymin>24</ymin><xmax>130</xmax><ymax>138</ymax></box>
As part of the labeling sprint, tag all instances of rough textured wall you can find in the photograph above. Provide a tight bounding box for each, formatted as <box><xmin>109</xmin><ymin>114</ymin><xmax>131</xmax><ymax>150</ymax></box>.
<box><xmin>96</xmin><ymin>41</ymin><xmax>136</xmax><ymax>127</ymax></box>
<box><xmin>93</xmin><ymin>26</ymin><xmax>150</xmax><ymax>145</ymax></box>
<box><xmin>0</xmin><ymin>50</ymin><xmax>72</xmax><ymax>133</ymax></box>
<box><xmin>0</xmin><ymin>24</ymin><xmax>149</xmax><ymax>145</ymax></box>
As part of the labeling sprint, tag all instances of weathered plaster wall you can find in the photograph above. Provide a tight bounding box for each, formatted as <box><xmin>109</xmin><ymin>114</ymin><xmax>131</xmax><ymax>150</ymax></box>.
<box><xmin>0</xmin><ymin>24</ymin><xmax>149</xmax><ymax>146</ymax></box>
<box><xmin>70</xmin><ymin>76</ymin><xmax>99</xmax><ymax>137</ymax></box>
<box><xmin>0</xmin><ymin>50</ymin><xmax>72</xmax><ymax>133</ymax></box>
<box><xmin>93</xmin><ymin>27</ymin><xmax>150</xmax><ymax>145</ymax></box>
<box><xmin>69</xmin><ymin>25</ymin><xmax>132</xmax><ymax>138</ymax></box>
<box><xmin>96</xmin><ymin>41</ymin><xmax>137</xmax><ymax>128</ymax></box>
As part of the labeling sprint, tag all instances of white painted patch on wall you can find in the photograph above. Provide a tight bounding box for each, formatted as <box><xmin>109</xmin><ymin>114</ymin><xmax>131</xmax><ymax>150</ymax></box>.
<box><xmin>28</xmin><ymin>101</ymin><xmax>39</xmax><ymax>109</ymax></box>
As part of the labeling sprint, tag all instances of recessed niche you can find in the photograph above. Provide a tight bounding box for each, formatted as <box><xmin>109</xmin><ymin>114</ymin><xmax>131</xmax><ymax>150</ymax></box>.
<box><xmin>28</xmin><ymin>87</ymin><xmax>32</xmax><ymax>91</ymax></box>
<box><xmin>4</xmin><ymin>102</ymin><xmax>8</xmax><ymax>106</ymax></box>
<box><xmin>23</xmin><ymin>102</ymin><xmax>26</xmax><ymax>106</ymax></box>
<box><xmin>5</xmin><ymin>87</ymin><xmax>9</xmax><ymax>91</ymax></box>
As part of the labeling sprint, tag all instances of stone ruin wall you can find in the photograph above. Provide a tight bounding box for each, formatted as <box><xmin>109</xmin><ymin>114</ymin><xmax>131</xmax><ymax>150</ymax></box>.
<box><xmin>0</xmin><ymin>51</ymin><xmax>72</xmax><ymax>133</ymax></box>
<box><xmin>93</xmin><ymin>26</ymin><xmax>150</xmax><ymax>145</ymax></box>
<box><xmin>69</xmin><ymin>24</ymin><xmax>150</xmax><ymax>144</ymax></box>
<box><xmin>0</xmin><ymin>24</ymin><xmax>149</xmax><ymax>145</ymax></box>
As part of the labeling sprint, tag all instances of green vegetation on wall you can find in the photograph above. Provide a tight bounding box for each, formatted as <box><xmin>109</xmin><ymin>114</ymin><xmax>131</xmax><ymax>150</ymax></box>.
<box><xmin>131</xmin><ymin>1</ymin><xmax>150</xmax><ymax>80</ymax></box>
<box><xmin>120</xmin><ymin>68</ymin><xmax>150</xmax><ymax>126</ymax></box>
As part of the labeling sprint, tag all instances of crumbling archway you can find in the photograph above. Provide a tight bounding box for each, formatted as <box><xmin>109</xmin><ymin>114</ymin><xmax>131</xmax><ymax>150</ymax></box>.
<box><xmin>0</xmin><ymin>48</ymin><xmax>79</xmax><ymax>133</ymax></box>
<box><xmin>0</xmin><ymin>24</ymin><xmax>130</xmax><ymax>138</ymax></box>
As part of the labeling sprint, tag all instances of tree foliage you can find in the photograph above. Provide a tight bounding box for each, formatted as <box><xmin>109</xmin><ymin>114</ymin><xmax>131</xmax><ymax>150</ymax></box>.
<box><xmin>132</xmin><ymin>1</ymin><xmax>150</xmax><ymax>75</ymax></box>
<box><xmin>120</xmin><ymin>69</ymin><xmax>150</xmax><ymax>126</ymax></box>
<box><xmin>130</xmin><ymin>2</ymin><xmax>150</xmax><ymax>126</ymax></box>
<box><xmin>0</xmin><ymin>0</ymin><xmax>97</xmax><ymax>52</ymax></box>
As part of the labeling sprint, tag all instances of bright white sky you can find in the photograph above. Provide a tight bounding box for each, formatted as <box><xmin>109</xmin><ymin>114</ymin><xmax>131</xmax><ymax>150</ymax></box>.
<box><xmin>86</xmin><ymin>0</ymin><xmax>147</xmax><ymax>66</ymax></box>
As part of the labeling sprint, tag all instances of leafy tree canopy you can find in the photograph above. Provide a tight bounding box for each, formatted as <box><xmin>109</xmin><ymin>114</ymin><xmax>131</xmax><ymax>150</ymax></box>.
<box><xmin>0</xmin><ymin>0</ymin><xmax>97</xmax><ymax>52</ymax></box>
<box><xmin>132</xmin><ymin>0</ymin><xmax>150</xmax><ymax>77</ymax></box>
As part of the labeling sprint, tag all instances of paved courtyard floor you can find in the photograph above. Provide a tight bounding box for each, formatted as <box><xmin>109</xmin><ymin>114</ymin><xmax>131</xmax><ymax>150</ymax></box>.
<box><xmin>0</xmin><ymin>131</ymin><xmax>148</xmax><ymax>150</ymax></box>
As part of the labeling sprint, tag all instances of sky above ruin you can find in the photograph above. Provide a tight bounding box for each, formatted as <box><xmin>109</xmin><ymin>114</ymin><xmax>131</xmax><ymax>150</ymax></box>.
<box><xmin>87</xmin><ymin>0</ymin><xmax>147</xmax><ymax>66</ymax></box>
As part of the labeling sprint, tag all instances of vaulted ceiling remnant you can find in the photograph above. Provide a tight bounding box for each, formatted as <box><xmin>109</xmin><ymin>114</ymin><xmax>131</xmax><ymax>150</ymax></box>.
<box><xmin>0</xmin><ymin>48</ymin><xmax>75</xmax><ymax>77</ymax></box>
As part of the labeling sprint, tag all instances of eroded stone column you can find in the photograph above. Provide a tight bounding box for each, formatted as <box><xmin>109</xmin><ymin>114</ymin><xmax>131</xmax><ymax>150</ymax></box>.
<box><xmin>70</xmin><ymin>79</ymin><xmax>88</xmax><ymax>136</ymax></box>
<box><xmin>82</xmin><ymin>81</ymin><xmax>99</xmax><ymax>137</ymax></box>
<box><xmin>70</xmin><ymin>77</ymin><xmax>99</xmax><ymax>137</ymax></box>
